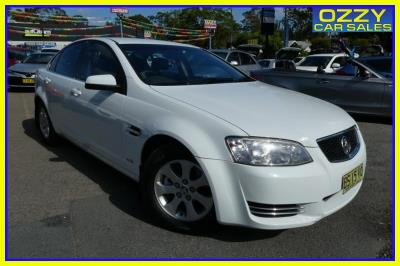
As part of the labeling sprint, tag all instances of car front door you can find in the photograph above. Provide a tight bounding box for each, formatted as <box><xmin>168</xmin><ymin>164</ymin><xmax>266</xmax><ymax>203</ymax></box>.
<box><xmin>70</xmin><ymin>40</ymin><xmax>127</xmax><ymax>165</ymax></box>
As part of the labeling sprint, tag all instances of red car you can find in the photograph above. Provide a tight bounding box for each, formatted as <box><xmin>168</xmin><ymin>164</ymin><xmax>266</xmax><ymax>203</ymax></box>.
<box><xmin>8</xmin><ymin>47</ymin><xmax>33</xmax><ymax>67</ymax></box>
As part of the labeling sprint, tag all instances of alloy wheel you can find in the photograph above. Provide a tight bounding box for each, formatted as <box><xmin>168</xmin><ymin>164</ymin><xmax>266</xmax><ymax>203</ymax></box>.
<box><xmin>154</xmin><ymin>160</ymin><xmax>213</xmax><ymax>222</ymax></box>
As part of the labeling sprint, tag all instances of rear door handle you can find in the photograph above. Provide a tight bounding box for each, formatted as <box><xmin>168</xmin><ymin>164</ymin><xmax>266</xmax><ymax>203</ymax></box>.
<box><xmin>318</xmin><ymin>80</ymin><xmax>330</xmax><ymax>84</ymax></box>
<box><xmin>70</xmin><ymin>88</ymin><xmax>82</xmax><ymax>97</ymax></box>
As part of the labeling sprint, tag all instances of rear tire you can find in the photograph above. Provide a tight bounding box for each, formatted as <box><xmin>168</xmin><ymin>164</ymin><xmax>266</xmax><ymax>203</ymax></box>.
<box><xmin>35</xmin><ymin>102</ymin><xmax>59</xmax><ymax>145</ymax></box>
<box><xmin>141</xmin><ymin>144</ymin><xmax>215</xmax><ymax>232</ymax></box>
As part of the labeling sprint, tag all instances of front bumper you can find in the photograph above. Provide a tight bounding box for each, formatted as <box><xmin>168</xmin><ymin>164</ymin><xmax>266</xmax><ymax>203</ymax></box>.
<box><xmin>197</xmin><ymin>134</ymin><xmax>367</xmax><ymax>230</ymax></box>
<box><xmin>8</xmin><ymin>74</ymin><xmax>36</xmax><ymax>88</ymax></box>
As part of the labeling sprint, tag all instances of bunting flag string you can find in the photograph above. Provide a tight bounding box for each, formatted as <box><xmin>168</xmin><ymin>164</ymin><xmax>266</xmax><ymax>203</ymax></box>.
<box><xmin>173</xmin><ymin>36</ymin><xmax>210</xmax><ymax>42</ymax></box>
<box><xmin>122</xmin><ymin>24</ymin><xmax>209</xmax><ymax>38</ymax></box>
<box><xmin>9</xmin><ymin>24</ymin><xmax>114</xmax><ymax>31</ymax></box>
<box><xmin>8</xmin><ymin>28</ymin><xmax>117</xmax><ymax>38</ymax></box>
<box><xmin>121</xmin><ymin>17</ymin><xmax>208</xmax><ymax>34</ymax></box>
<box><xmin>10</xmin><ymin>10</ymin><xmax>89</xmax><ymax>21</ymax></box>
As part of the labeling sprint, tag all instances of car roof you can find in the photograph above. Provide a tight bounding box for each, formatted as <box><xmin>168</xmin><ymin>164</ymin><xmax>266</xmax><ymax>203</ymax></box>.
<box><xmin>307</xmin><ymin>53</ymin><xmax>346</xmax><ymax>57</ymax></box>
<box><xmin>30</xmin><ymin>52</ymin><xmax>56</xmax><ymax>56</ymax></box>
<box><xmin>210</xmin><ymin>49</ymin><xmax>253</xmax><ymax>55</ymax></box>
<box><xmin>360</xmin><ymin>56</ymin><xmax>391</xmax><ymax>60</ymax></box>
<box><xmin>102</xmin><ymin>37</ymin><xmax>198</xmax><ymax>48</ymax></box>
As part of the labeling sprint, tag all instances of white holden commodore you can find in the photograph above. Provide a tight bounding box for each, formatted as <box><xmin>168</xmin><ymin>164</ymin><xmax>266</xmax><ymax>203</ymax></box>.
<box><xmin>35</xmin><ymin>38</ymin><xmax>366</xmax><ymax>231</ymax></box>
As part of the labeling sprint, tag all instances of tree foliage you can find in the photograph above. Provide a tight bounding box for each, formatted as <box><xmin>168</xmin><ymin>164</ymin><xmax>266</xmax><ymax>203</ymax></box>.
<box><xmin>149</xmin><ymin>8</ymin><xmax>240</xmax><ymax>48</ymax></box>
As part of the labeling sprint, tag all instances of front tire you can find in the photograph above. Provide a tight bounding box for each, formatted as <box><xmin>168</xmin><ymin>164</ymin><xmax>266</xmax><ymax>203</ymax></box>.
<box><xmin>35</xmin><ymin>103</ymin><xmax>59</xmax><ymax>145</ymax></box>
<box><xmin>141</xmin><ymin>144</ymin><xmax>215</xmax><ymax>231</ymax></box>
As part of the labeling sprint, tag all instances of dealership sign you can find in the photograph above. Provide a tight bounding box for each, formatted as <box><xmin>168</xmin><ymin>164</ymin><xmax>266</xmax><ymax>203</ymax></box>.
<box><xmin>204</xmin><ymin>19</ymin><xmax>217</xmax><ymax>29</ymax></box>
<box><xmin>144</xmin><ymin>30</ymin><xmax>152</xmax><ymax>39</ymax></box>
<box><xmin>111</xmin><ymin>8</ymin><xmax>129</xmax><ymax>14</ymax></box>
<box><xmin>24</xmin><ymin>29</ymin><xmax>51</xmax><ymax>37</ymax></box>
<box><xmin>312</xmin><ymin>8</ymin><xmax>392</xmax><ymax>32</ymax></box>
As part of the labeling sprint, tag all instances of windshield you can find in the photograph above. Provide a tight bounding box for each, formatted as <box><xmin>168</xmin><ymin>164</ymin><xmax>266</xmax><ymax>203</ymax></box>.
<box><xmin>298</xmin><ymin>56</ymin><xmax>333</xmax><ymax>68</ymax></box>
<box><xmin>120</xmin><ymin>44</ymin><xmax>253</xmax><ymax>86</ymax></box>
<box><xmin>212</xmin><ymin>51</ymin><xmax>228</xmax><ymax>59</ymax></box>
<box><xmin>23</xmin><ymin>53</ymin><xmax>54</xmax><ymax>64</ymax></box>
<box><xmin>258</xmin><ymin>60</ymin><xmax>270</xmax><ymax>67</ymax></box>
<box><xmin>362</xmin><ymin>58</ymin><xmax>392</xmax><ymax>74</ymax></box>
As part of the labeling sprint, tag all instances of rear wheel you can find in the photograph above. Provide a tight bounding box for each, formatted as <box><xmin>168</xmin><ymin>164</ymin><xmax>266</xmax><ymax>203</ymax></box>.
<box><xmin>35</xmin><ymin>102</ymin><xmax>59</xmax><ymax>145</ymax></box>
<box><xmin>142</xmin><ymin>144</ymin><xmax>214</xmax><ymax>231</ymax></box>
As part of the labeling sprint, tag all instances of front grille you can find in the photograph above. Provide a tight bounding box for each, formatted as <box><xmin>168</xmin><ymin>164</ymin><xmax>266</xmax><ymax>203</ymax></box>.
<box><xmin>317</xmin><ymin>126</ymin><xmax>360</xmax><ymax>163</ymax></box>
<box><xmin>247</xmin><ymin>201</ymin><xmax>304</xmax><ymax>218</ymax></box>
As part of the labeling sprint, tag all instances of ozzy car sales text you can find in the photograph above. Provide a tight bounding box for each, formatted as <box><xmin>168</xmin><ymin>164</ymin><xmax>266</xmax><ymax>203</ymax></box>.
<box><xmin>312</xmin><ymin>8</ymin><xmax>392</xmax><ymax>32</ymax></box>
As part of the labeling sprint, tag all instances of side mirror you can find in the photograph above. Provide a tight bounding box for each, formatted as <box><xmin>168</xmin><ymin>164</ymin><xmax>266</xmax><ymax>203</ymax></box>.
<box><xmin>85</xmin><ymin>74</ymin><xmax>119</xmax><ymax>91</ymax></box>
<box><xmin>362</xmin><ymin>70</ymin><xmax>371</xmax><ymax>79</ymax></box>
<box><xmin>331</xmin><ymin>63</ymin><xmax>341</xmax><ymax>69</ymax></box>
<box><xmin>230</xmin><ymin>60</ymin><xmax>239</xmax><ymax>66</ymax></box>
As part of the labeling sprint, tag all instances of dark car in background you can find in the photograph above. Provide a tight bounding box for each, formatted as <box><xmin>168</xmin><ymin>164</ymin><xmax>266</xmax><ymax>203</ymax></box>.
<box><xmin>336</xmin><ymin>56</ymin><xmax>392</xmax><ymax>79</ymax></box>
<box><xmin>8</xmin><ymin>47</ymin><xmax>33</xmax><ymax>67</ymax></box>
<box><xmin>251</xmin><ymin>58</ymin><xmax>392</xmax><ymax>118</ymax></box>
<box><xmin>8</xmin><ymin>52</ymin><xmax>56</xmax><ymax>89</ymax></box>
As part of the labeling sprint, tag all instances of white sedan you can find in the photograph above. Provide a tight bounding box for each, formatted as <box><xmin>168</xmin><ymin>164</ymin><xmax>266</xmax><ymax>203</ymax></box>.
<box><xmin>35</xmin><ymin>38</ymin><xmax>366</xmax><ymax>231</ymax></box>
<box><xmin>296</xmin><ymin>53</ymin><xmax>348</xmax><ymax>73</ymax></box>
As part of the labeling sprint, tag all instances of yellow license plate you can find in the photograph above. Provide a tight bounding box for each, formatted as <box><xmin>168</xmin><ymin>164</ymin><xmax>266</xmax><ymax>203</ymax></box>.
<box><xmin>342</xmin><ymin>164</ymin><xmax>364</xmax><ymax>194</ymax></box>
<box><xmin>22</xmin><ymin>78</ymin><xmax>35</xmax><ymax>84</ymax></box>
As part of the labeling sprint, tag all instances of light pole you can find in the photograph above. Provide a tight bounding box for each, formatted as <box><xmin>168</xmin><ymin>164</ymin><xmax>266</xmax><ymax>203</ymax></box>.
<box><xmin>284</xmin><ymin>8</ymin><xmax>289</xmax><ymax>47</ymax></box>
<box><xmin>230</xmin><ymin>8</ymin><xmax>233</xmax><ymax>48</ymax></box>
<box><xmin>117</xmin><ymin>13</ymin><xmax>124</xmax><ymax>38</ymax></box>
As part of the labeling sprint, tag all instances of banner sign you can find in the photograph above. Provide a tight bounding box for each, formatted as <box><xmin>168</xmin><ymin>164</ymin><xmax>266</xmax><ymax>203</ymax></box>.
<box><xmin>24</xmin><ymin>28</ymin><xmax>51</xmax><ymax>37</ymax></box>
<box><xmin>144</xmin><ymin>30</ymin><xmax>152</xmax><ymax>39</ymax></box>
<box><xmin>312</xmin><ymin>8</ymin><xmax>392</xmax><ymax>32</ymax></box>
<box><xmin>262</xmin><ymin>8</ymin><xmax>275</xmax><ymax>24</ymax></box>
<box><xmin>111</xmin><ymin>8</ymin><xmax>129</xmax><ymax>14</ymax></box>
<box><xmin>204</xmin><ymin>19</ymin><xmax>217</xmax><ymax>29</ymax></box>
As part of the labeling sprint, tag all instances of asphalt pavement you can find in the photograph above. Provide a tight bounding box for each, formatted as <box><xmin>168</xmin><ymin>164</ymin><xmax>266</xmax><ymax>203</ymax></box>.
<box><xmin>7</xmin><ymin>91</ymin><xmax>393</xmax><ymax>259</ymax></box>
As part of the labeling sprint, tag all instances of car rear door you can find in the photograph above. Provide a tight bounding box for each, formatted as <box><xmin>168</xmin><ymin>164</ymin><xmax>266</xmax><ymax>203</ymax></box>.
<box><xmin>313</xmin><ymin>69</ymin><xmax>385</xmax><ymax>114</ymax></box>
<box><xmin>42</xmin><ymin>41</ymin><xmax>85</xmax><ymax>137</ymax></box>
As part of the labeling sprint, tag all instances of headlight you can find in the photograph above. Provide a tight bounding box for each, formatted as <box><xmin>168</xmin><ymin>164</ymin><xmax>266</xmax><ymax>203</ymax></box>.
<box><xmin>225</xmin><ymin>137</ymin><xmax>313</xmax><ymax>166</ymax></box>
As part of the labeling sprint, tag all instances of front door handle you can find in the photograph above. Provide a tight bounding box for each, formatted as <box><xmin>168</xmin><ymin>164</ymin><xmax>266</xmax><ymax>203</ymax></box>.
<box><xmin>70</xmin><ymin>88</ymin><xmax>82</xmax><ymax>97</ymax></box>
<box><xmin>44</xmin><ymin>77</ymin><xmax>52</xmax><ymax>85</ymax></box>
<box><xmin>318</xmin><ymin>79</ymin><xmax>330</xmax><ymax>84</ymax></box>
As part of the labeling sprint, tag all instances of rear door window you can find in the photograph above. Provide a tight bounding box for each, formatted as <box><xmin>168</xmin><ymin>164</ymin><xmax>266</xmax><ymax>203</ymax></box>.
<box><xmin>239</xmin><ymin>52</ymin><xmax>256</xmax><ymax>65</ymax></box>
<box><xmin>227</xmin><ymin>52</ymin><xmax>240</xmax><ymax>65</ymax></box>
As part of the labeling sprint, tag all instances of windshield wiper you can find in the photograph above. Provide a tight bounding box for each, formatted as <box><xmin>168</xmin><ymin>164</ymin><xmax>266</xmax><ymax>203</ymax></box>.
<box><xmin>189</xmin><ymin>77</ymin><xmax>235</xmax><ymax>84</ymax></box>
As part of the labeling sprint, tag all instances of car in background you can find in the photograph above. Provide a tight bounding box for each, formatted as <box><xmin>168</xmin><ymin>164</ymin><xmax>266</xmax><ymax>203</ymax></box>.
<box><xmin>41</xmin><ymin>48</ymin><xmax>60</xmax><ymax>53</ymax></box>
<box><xmin>293</xmin><ymin>57</ymin><xmax>304</xmax><ymax>63</ymax></box>
<box><xmin>336</xmin><ymin>56</ymin><xmax>392</xmax><ymax>79</ymax></box>
<box><xmin>251</xmin><ymin>58</ymin><xmax>392</xmax><ymax>117</ymax></box>
<box><xmin>237</xmin><ymin>44</ymin><xmax>264</xmax><ymax>58</ymax></box>
<box><xmin>8</xmin><ymin>52</ymin><xmax>56</xmax><ymax>89</ymax></box>
<box><xmin>209</xmin><ymin>49</ymin><xmax>262</xmax><ymax>75</ymax></box>
<box><xmin>258</xmin><ymin>59</ymin><xmax>275</xmax><ymax>69</ymax></box>
<box><xmin>296</xmin><ymin>53</ymin><xmax>348</xmax><ymax>73</ymax></box>
<box><xmin>8</xmin><ymin>46</ymin><xmax>33</xmax><ymax>67</ymax></box>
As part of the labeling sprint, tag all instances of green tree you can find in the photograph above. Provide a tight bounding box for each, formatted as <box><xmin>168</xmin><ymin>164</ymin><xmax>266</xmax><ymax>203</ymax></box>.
<box><xmin>128</xmin><ymin>14</ymin><xmax>152</xmax><ymax>24</ymax></box>
<box><xmin>149</xmin><ymin>8</ymin><xmax>240</xmax><ymax>48</ymax></box>
<box><xmin>241</xmin><ymin>8</ymin><xmax>261</xmax><ymax>33</ymax></box>
<box><xmin>309</xmin><ymin>36</ymin><xmax>331</xmax><ymax>50</ymax></box>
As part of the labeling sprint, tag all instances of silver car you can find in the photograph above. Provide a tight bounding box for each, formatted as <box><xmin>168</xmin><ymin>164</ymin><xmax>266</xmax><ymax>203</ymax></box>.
<box><xmin>209</xmin><ymin>49</ymin><xmax>262</xmax><ymax>75</ymax></box>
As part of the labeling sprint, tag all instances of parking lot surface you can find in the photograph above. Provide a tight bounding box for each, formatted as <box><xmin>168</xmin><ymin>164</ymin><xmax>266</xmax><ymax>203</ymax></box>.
<box><xmin>7</xmin><ymin>91</ymin><xmax>392</xmax><ymax>259</ymax></box>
